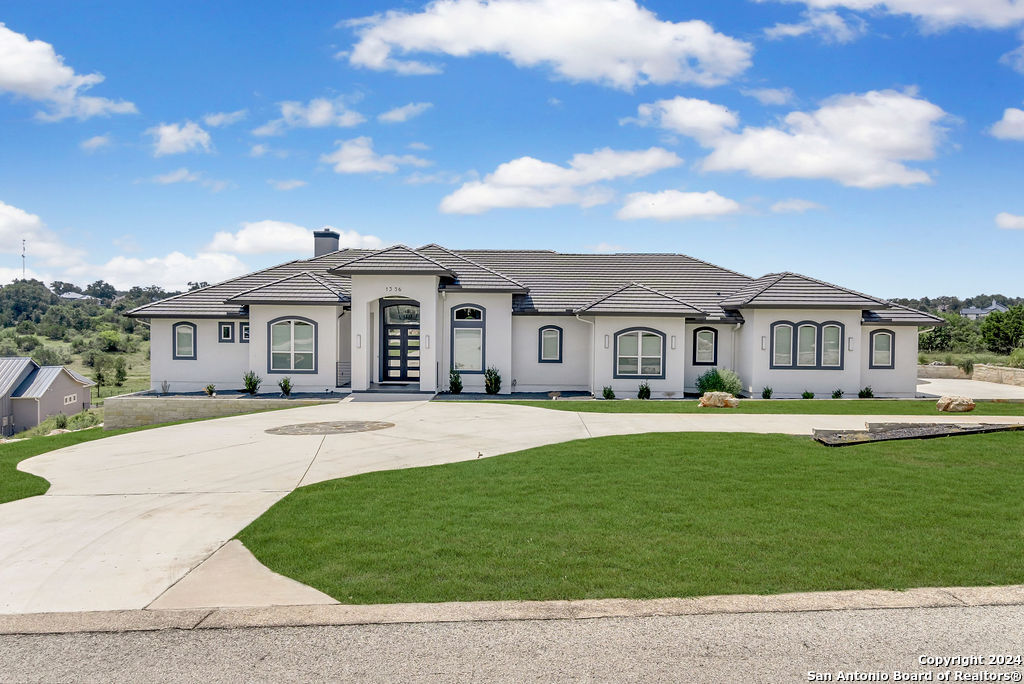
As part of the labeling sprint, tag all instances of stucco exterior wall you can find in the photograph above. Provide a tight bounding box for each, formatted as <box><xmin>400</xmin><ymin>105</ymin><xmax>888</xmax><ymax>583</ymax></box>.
<box><xmin>590</xmin><ymin>316</ymin><xmax>689</xmax><ymax>398</ymax></box>
<box><xmin>150</xmin><ymin>319</ymin><xmax>250</xmax><ymax>393</ymax></box>
<box><xmin>439</xmin><ymin>292</ymin><xmax>514</xmax><ymax>394</ymax></box>
<box><xmin>510</xmin><ymin>315</ymin><xmax>590</xmax><ymax>393</ymax></box>
<box><xmin>11</xmin><ymin>398</ymin><xmax>37</xmax><ymax>434</ymax></box>
<box><xmin>683</xmin><ymin>322</ymin><xmax>738</xmax><ymax>394</ymax></box>
<box><xmin>860</xmin><ymin>326</ymin><xmax>919</xmax><ymax>397</ymax></box>
<box><xmin>248</xmin><ymin>304</ymin><xmax>343</xmax><ymax>394</ymax></box>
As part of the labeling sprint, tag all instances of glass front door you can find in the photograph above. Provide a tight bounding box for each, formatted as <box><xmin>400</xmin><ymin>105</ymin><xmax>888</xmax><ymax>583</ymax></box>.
<box><xmin>382</xmin><ymin>302</ymin><xmax>420</xmax><ymax>382</ymax></box>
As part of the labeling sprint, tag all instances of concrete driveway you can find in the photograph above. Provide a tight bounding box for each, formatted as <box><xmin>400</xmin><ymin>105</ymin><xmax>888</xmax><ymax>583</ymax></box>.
<box><xmin>917</xmin><ymin>377</ymin><xmax>1024</xmax><ymax>400</ymax></box>
<box><xmin>2</xmin><ymin>399</ymin><xmax>1022</xmax><ymax>614</ymax></box>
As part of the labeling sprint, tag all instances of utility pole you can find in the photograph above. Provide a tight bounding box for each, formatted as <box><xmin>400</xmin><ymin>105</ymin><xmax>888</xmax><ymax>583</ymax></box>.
<box><xmin>22</xmin><ymin>239</ymin><xmax>26</xmax><ymax>279</ymax></box>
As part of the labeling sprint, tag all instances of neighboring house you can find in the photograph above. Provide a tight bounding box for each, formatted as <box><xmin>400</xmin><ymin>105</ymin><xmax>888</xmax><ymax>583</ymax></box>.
<box><xmin>960</xmin><ymin>302</ymin><xmax>1009</xmax><ymax>320</ymax></box>
<box><xmin>125</xmin><ymin>229</ymin><xmax>943</xmax><ymax>399</ymax></box>
<box><xmin>58</xmin><ymin>291</ymin><xmax>99</xmax><ymax>303</ymax></box>
<box><xmin>0</xmin><ymin>358</ymin><xmax>95</xmax><ymax>436</ymax></box>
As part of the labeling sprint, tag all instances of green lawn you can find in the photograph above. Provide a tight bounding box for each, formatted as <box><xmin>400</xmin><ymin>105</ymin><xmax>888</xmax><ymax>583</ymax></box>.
<box><xmin>239</xmin><ymin>431</ymin><xmax>1024</xmax><ymax>604</ymax></box>
<box><xmin>459</xmin><ymin>398</ymin><xmax>1024</xmax><ymax>416</ymax></box>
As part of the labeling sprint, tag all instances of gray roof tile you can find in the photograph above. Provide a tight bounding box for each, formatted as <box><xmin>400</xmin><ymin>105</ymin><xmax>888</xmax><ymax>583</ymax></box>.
<box><xmin>576</xmin><ymin>282</ymin><xmax>706</xmax><ymax>315</ymax></box>
<box><xmin>331</xmin><ymin>245</ymin><xmax>454</xmax><ymax>276</ymax></box>
<box><xmin>416</xmin><ymin>244</ymin><xmax>527</xmax><ymax>292</ymax></box>
<box><xmin>719</xmin><ymin>272</ymin><xmax>889</xmax><ymax>309</ymax></box>
<box><xmin>228</xmin><ymin>271</ymin><xmax>348</xmax><ymax>304</ymax></box>
<box><xmin>862</xmin><ymin>303</ymin><xmax>944</xmax><ymax>326</ymax></box>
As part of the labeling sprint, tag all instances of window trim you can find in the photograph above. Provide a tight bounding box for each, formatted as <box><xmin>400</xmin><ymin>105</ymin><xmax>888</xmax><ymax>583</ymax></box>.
<box><xmin>869</xmin><ymin>329</ymin><xmax>896</xmax><ymax>370</ymax></box>
<box><xmin>450</xmin><ymin>304</ymin><xmax>486</xmax><ymax>375</ymax></box>
<box><xmin>172</xmin><ymin>322</ymin><xmax>197</xmax><ymax>360</ymax></box>
<box><xmin>538</xmin><ymin>325</ymin><xmax>563</xmax><ymax>363</ymax></box>
<box><xmin>770</xmin><ymin>320</ymin><xmax>846</xmax><ymax>370</ymax></box>
<box><xmin>266</xmin><ymin>316</ymin><xmax>318</xmax><ymax>375</ymax></box>
<box><xmin>796</xmin><ymin>323</ymin><xmax>818</xmax><ymax>367</ymax></box>
<box><xmin>770</xmin><ymin>322</ymin><xmax>794</xmax><ymax>369</ymax></box>
<box><xmin>692</xmin><ymin>327</ymin><xmax>718</xmax><ymax>366</ymax></box>
<box><xmin>820</xmin><ymin>322</ymin><xmax>844</xmax><ymax>369</ymax></box>
<box><xmin>218</xmin><ymin>321</ymin><xmax>235</xmax><ymax>343</ymax></box>
<box><xmin>239</xmin><ymin>321</ymin><xmax>250</xmax><ymax>343</ymax></box>
<box><xmin>613</xmin><ymin>327</ymin><xmax>666</xmax><ymax>380</ymax></box>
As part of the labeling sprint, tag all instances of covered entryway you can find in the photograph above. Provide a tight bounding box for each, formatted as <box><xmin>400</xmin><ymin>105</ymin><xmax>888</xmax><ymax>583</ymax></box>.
<box><xmin>380</xmin><ymin>300</ymin><xmax>421</xmax><ymax>383</ymax></box>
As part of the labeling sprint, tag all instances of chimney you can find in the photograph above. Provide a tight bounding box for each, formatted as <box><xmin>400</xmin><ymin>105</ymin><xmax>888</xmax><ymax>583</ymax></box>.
<box><xmin>313</xmin><ymin>228</ymin><xmax>340</xmax><ymax>257</ymax></box>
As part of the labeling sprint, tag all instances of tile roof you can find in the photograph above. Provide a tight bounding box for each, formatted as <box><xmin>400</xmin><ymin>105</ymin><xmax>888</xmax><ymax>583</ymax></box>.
<box><xmin>0</xmin><ymin>357</ymin><xmax>36</xmax><ymax>397</ymax></box>
<box><xmin>575</xmin><ymin>282</ymin><xmax>706</xmax><ymax>315</ymax></box>
<box><xmin>416</xmin><ymin>244</ymin><xmax>527</xmax><ymax>292</ymax></box>
<box><xmin>12</xmin><ymin>366</ymin><xmax>95</xmax><ymax>399</ymax></box>
<box><xmin>331</xmin><ymin>245</ymin><xmax>454</xmax><ymax>276</ymax></box>
<box><xmin>718</xmin><ymin>272</ymin><xmax>889</xmax><ymax>309</ymax></box>
<box><xmin>228</xmin><ymin>271</ymin><xmax>348</xmax><ymax>304</ymax></box>
<box><xmin>862</xmin><ymin>303</ymin><xmax>945</xmax><ymax>326</ymax></box>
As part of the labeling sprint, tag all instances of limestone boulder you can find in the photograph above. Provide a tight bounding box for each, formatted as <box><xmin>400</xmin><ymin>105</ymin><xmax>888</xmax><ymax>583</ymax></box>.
<box><xmin>936</xmin><ymin>395</ymin><xmax>976</xmax><ymax>413</ymax></box>
<box><xmin>699</xmin><ymin>392</ymin><xmax>740</xmax><ymax>408</ymax></box>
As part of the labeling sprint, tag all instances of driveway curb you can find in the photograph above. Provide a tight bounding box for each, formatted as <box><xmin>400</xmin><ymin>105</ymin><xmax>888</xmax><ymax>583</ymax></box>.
<box><xmin>3</xmin><ymin>584</ymin><xmax>1023</xmax><ymax>635</ymax></box>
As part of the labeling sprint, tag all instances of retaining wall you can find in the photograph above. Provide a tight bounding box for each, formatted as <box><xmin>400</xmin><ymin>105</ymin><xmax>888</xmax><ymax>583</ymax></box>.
<box><xmin>917</xmin><ymin>365</ymin><xmax>970</xmax><ymax>379</ymax></box>
<box><xmin>972</xmin><ymin>364</ymin><xmax>1024</xmax><ymax>387</ymax></box>
<box><xmin>104</xmin><ymin>395</ymin><xmax>334</xmax><ymax>430</ymax></box>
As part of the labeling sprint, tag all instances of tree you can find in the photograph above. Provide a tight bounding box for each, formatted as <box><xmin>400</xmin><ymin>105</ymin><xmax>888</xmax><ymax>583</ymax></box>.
<box><xmin>0</xmin><ymin>279</ymin><xmax>57</xmax><ymax>326</ymax></box>
<box><xmin>84</xmin><ymin>280</ymin><xmax>118</xmax><ymax>300</ymax></box>
<box><xmin>918</xmin><ymin>313</ymin><xmax>984</xmax><ymax>353</ymax></box>
<box><xmin>980</xmin><ymin>306</ymin><xmax>1024</xmax><ymax>354</ymax></box>
<box><xmin>188</xmin><ymin>281</ymin><xmax>210</xmax><ymax>291</ymax></box>
<box><xmin>50</xmin><ymin>281</ymin><xmax>82</xmax><ymax>295</ymax></box>
<box><xmin>113</xmin><ymin>356</ymin><xmax>127</xmax><ymax>386</ymax></box>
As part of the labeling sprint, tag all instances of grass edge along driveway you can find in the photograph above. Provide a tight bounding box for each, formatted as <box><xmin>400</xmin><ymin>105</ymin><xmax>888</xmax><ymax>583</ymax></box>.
<box><xmin>239</xmin><ymin>430</ymin><xmax>1024</xmax><ymax>605</ymax></box>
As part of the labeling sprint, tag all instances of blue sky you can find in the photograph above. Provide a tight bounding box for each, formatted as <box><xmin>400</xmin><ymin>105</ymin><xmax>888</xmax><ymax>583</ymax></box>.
<box><xmin>1</xmin><ymin>0</ymin><xmax>1023</xmax><ymax>297</ymax></box>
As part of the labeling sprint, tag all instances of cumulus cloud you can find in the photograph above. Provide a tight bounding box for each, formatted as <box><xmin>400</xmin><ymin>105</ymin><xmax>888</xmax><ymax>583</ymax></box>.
<box><xmin>764</xmin><ymin>10</ymin><xmax>866</xmax><ymax>43</ymax></box>
<box><xmin>440</xmin><ymin>147</ymin><xmax>682</xmax><ymax>214</ymax></box>
<box><xmin>321</xmin><ymin>136</ymin><xmax>431</xmax><ymax>174</ymax></box>
<box><xmin>68</xmin><ymin>252</ymin><xmax>249</xmax><ymax>291</ymax></box>
<box><xmin>0</xmin><ymin>200</ymin><xmax>77</xmax><ymax>268</ymax></box>
<box><xmin>1001</xmin><ymin>43</ymin><xmax>1024</xmax><ymax>73</ymax></box>
<box><xmin>771</xmin><ymin>198</ymin><xmax>824</xmax><ymax>213</ymax></box>
<box><xmin>407</xmin><ymin>141</ymin><xmax>431</xmax><ymax>150</ymax></box>
<box><xmin>80</xmin><ymin>134</ymin><xmax>111</xmax><ymax>152</ymax></box>
<box><xmin>344</xmin><ymin>0</ymin><xmax>753</xmax><ymax>89</ymax></box>
<box><xmin>622</xmin><ymin>96</ymin><xmax>738</xmax><ymax>144</ymax></box>
<box><xmin>741</xmin><ymin>87</ymin><xmax>795</xmax><ymax>106</ymax></box>
<box><xmin>150</xmin><ymin>167</ymin><xmax>230</xmax><ymax>192</ymax></box>
<box><xmin>269</xmin><ymin>179</ymin><xmax>307</xmax><ymax>191</ymax></box>
<box><xmin>758</xmin><ymin>0</ymin><xmax>1024</xmax><ymax>30</ymax></box>
<box><xmin>206</xmin><ymin>220</ymin><xmax>384</xmax><ymax>254</ymax></box>
<box><xmin>616</xmin><ymin>190</ymin><xmax>741</xmax><ymax>221</ymax></box>
<box><xmin>378</xmin><ymin>102</ymin><xmax>433</xmax><ymax>123</ymax></box>
<box><xmin>253</xmin><ymin>97</ymin><xmax>365</xmax><ymax>136</ymax></box>
<box><xmin>146</xmin><ymin>121</ymin><xmax>212</xmax><ymax>156</ymax></box>
<box><xmin>0</xmin><ymin>22</ymin><xmax>137</xmax><ymax>121</ymax></box>
<box><xmin>996</xmin><ymin>212</ymin><xmax>1024</xmax><ymax>229</ymax></box>
<box><xmin>990</xmin><ymin>106</ymin><xmax>1024</xmax><ymax>140</ymax></box>
<box><xmin>202</xmin><ymin>109</ymin><xmax>247</xmax><ymax>127</ymax></box>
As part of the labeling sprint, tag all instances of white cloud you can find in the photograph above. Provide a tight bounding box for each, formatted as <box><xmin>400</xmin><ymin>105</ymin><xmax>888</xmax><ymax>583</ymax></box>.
<box><xmin>990</xmin><ymin>106</ymin><xmax>1024</xmax><ymax>140</ymax></box>
<box><xmin>0</xmin><ymin>200</ymin><xmax>73</xmax><ymax>267</ymax></box>
<box><xmin>203</xmin><ymin>109</ymin><xmax>247</xmax><ymax>127</ymax></box>
<box><xmin>206</xmin><ymin>220</ymin><xmax>384</xmax><ymax>254</ymax></box>
<box><xmin>403</xmin><ymin>170</ymin><xmax>466</xmax><ymax>185</ymax></box>
<box><xmin>269</xmin><ymin>179</ymin><xmax>307</xmax><ymax>191</ymax></box>
<box><xmin>149</xmin><ymin>167</ymin><xmax>230</xmax><ymax>192</ymax></box>
<box><xmin>771</xmin><ymin>198</ymin><xmax>824</xmax><ymax>213</ymax></box>
<box><xmin>321</xmin><ymin>136</ymin><xmax>431</xmax><ymax>174</ymax></box>
<box><xmin>0</xmin><ymin>22</ymin><xmax>137</xmax><ymax>121</ymax></box>
<box><xmin>80</xmin><ymin>134</ymin><xmax>111</xmax><ymax>152</ymax></box>
<box><xmin>378</xmin><ymin>102</ymin><xmax>433</xmax><ymax>123</ymax></box>
<box><xmin>759</xmin><ymin>0</ymin><xmax>1024</xmax><ymax>30</ymax></box>
<box><xmin>622</xmin><ymin>96</ymin><xmax>738</xmax><ymax>144</ymax></box>
<box><xmin>440</xmin><ymin>147</ymin><xmax>682</xmax><ymax>214</ymax></box>
<box><xmin>617</xmin><ymin>190</ymin><xmax>741</xmax><ymax>221</ymax></box>
<box><xmin>741</xmin><ymin>87</ymin><xmax>795</xmax><ymax>106</ymax></box>
<box><xmin>253</xmin><ymin>97</ymin><xmax>365</xmax><ymax>136</ymax></box>
<box><xmin>996</xmin><ymin>212</ymin><xmax>1024</xmax><ymax>229</ymax></box>
<box><xmin>587</xmin><ymin>242</ymin><xmax>626</xmax><ymax>253</ymax></box>
<box><xmin>1001</xmin><ymin>43</ymin><xmax>1024</xmax><ymax>73</ymax></box>
<box><xmin>146</xmin><ymin>120</ymin><xmax>212</xmax><ymax>156</ymax></box>
<box><xmin>764</xmin><ymin>10</ymin><xmax>866</xmax><ymax>43</ymax></box>
<box><xmin>407</xmin><ymin>141</ymin><xmax>431</xmax><ymax>150</ymax></box>
<box><xmin>647</xmin><ymin>89</ymin><xmax>948</xmax><ymax>188</ymax></box>
<box><xmin>70</xmin><ymin>252</ymin><xmax>248</xmax><ymax>291</ymax></box>
<box><xmin>345</xmin><ymin>0</ymin><xmax>753</xmax><ymax>89</ymax></box>
<box><xmin>249</xmin><ymin>144</ymin><xmax>269</xmax><ymax>158</ymax></box>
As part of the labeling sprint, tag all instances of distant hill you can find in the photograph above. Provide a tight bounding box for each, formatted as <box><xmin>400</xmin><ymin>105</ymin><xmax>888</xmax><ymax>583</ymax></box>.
<box><xmin>889</xmin><ymin>294</ymin><xmax>1024</xmax><ymax>314</ymax></box>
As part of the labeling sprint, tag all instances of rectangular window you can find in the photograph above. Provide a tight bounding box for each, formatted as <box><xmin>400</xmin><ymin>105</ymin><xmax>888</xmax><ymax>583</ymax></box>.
<box><xmin>239</xmin><ymin>322</ymin><xmax>250</xmax><ymax>343</ymax></box>
<box><xmin>616</xmin><ymin>330</ymin><xmax>663</xmax><ymax>377</ymax></box>
<box><xmin>821</xmin><ymin>326</ymin><xmax>842</xmax><ymax>367</ymax></box>
<box><xmin>872</xmin><ymin>332</ymin><xmax>893</xmax><ymax>368</ymax></box>
<box><xmin>773</xmin><ymin>325</ymin><xmax>793</xmax><ymax>366</ymax></box>
<box><xmin>218</xmin><ymin>322</ymin><xmax>234</xmax><ymax>343</ymax></box>
<box><xmin>64</xmin><ymin>393</ymin><xmax>77</xmax><ymax>405</ymax></box>
<box><xmin>797</xmin><ymin>325</ymin><xmax>817</xmax><ymax>367</ymax></box>
<box><xmin>270</xmin><ymin>319</ymin><xmax>316</xmax><ymax>372</ymax></box>
<box><xmin>453</xmin><ymin>328</ymin><xmax>483</xmax><ymax>371</ymax></box>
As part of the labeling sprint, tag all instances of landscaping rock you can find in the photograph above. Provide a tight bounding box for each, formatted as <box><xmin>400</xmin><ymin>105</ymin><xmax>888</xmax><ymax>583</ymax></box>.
<box><xmin>936</xmin><ymin>395</ymin><xmax>976</xmax><ymax>413</ymax></box>
<box><xmin>698</xmin><ymin>392</ymin><xmax>739</xmax><ymax>408</ymax></box>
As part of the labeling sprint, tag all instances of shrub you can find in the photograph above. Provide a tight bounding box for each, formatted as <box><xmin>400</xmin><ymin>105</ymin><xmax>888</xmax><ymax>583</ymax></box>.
<box><xmin>160</xmin><ymin>380</ymin><xmax>170</xmax><ymax>395</ymax></box>
<box><xmin>449</xmin><ymin>368</ymin><xmax>463</xmax><ymax>394</ymax></box>
<box><xmin>801</xmin><ymin>390</ymin><xmax>815</xmax><ymax>399</ymax></box>
<box><xmin>637</xmin><ymin>381</ymin><xmax>651</xmax><ymax>400</ymax></box>
<box><xmin>761</xmin><ymin>386</ymin><xmax>773</xmax><ymax>399</ymax></box>
<box><xmin>695</xmin><ymin>368</ymin><xmax>743</xmax><ymax>396</ymax></box>
<box><xmin>204</xmin><ymin>384</ymin><xmax>216</xmax><ymax>397</ymax></box>
<box><xmin>957</xmin><ymin>358</ymin><xmax>974</xmax><ymax>376</ymax></box>
<box><xmin>943</xmin><ymin>353</ymin><xmax>954</xmax><ymax>366</ymax></box>
<box><xmin>243</xmin><ymin>371</ymin><xmax>262</xmax><ymax>395</ymax></box>
<box><xmin>918</xmin><ymin>353</ymin><xmax>926</xmax><ymax>364</ymax></box>
<box><xmin>484</xmin><ymin>366</ymin><xmax>501</xmax><ymax>395</ymax></box>
<box><xmin>1009</xmin><ymin>348</ymin><xmax>1024</xmax><ymax>369</ymax></box>
<box><xmin>278</xmin><ymin>376</ymin><xmax>292</xmax><ymax>396</ymax></box>
<box><xmin>832</xmin><ymin>388</ymin><xmax>844</xmax><ymax>399</ymax></box>
<box><xmin>858</xmin><ymin>386</ymin><xmax>874</xmax><ymax>399</ymax></box>
<box><xmin>602</xmin><ymin>385</ymin><xmax>615</xmax><ymax>400</ymax></box>
<box><xmin>54</xmin><ymin>413</ymin><xmax>69</xmax><ymax>430</ymax></box>
<box><xmin>113</xmin><ymin>357</ymin><xmax>127</xmax><ymax>386</ymax></box>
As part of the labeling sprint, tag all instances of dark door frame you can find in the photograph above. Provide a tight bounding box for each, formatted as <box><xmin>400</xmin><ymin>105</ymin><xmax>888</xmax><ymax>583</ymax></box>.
<box><xmin>378</xmin><ymin>299</ymin><xmax>421</xmax><ymax>383</ymax></box>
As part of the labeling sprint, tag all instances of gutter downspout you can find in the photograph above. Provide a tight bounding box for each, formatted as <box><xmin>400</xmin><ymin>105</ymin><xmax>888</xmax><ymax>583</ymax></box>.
<box><xmin>575</xmin><ymin>314</ymin><xmax>595</xmax><ymax>396</ymax></box>
<box><xmin>731</xmin><ymin>321</ymin><xmax>743</xmax><ymax>394</ymax></box>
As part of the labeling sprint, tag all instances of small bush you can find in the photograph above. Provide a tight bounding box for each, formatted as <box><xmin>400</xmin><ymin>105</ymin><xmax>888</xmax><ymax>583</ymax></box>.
<box><xmin>54</xmin><ymin>413</ymin><xmax>69</xmax><ymax>429</ymax></box>
<box><xmin>449</xmin><ymin>369</ymin><xmax>463</xmax><ymax>394</ymax></box>
<box><xmin>1009</xmin><ymin>348</ymin><xmax>1024</xmax><ymax>369</ymax></box>
<box><xmin>160</xmin><ymin>380</ymin><xmax>170</xmax><ymax>394</ymax></box>
<box><xmin>278</xmin><ymin>377</ymin><xmax>292</xmax><ymax>396</ymax></box>
<box><xmin>695</xmin><ymin>368</ymin><xmax>743</xmax><ymax>396</ymax></box>
<box><xmin>956</xmin><ymin>358</ymin><xmax>974</xmax><ymax>375</ymax></box>
<box><xmin>761</xmin><ymin>386</ymin><xmax>773</xmax><ymax>399</ymax></box>
<box><xmin>943</xmin><ymin>353</ymin><xmax>954</xmax><ymax>366</ymax></box>
<box><xmin>637</xmin><ymin>381</ymin><xmax>651</xmax><ymax>400</ymax></box>
<box><xmin>832</xmin><ymin>388</ymin><xmax>844</xmax><ymax>399</ymax></box>
<box><xmin>243</xmin><ymin>371</ymin><xmax>262</xmax><ymax>395</ymax></box>
<box><xmin>602</xmin><ymin>385</ymin><xmax>615</xmax><ymax>400</ymax></box>
<box><xmin>801</xmin><ymin>390</ymin><xmax>815</xmax><ymax>399</ymax></box>
<box><xmin>484</xmin><ymin>366</ymin><xmax>501</xmax><ymax>395</ymax></box>
<box><xmin>858</xmin><ymin>386</ymin><xmax>874</xmax><ymax>399</ymax></box>
<box><xmin>204</xmin><ymin>384</ymin><xmax>216</xmax><ymax>397</ymax></box>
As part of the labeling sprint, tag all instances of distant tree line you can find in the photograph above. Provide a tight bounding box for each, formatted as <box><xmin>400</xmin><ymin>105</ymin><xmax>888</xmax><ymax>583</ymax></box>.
<box><xmin>891</xmin><ymin>294</ymin><xmax>1024</xmax><ymax>314</ymax></box>
<box><xmin>919</xmin><ymin>307</ymin><xmax>1024</xmax><ymax>355</ymax></box>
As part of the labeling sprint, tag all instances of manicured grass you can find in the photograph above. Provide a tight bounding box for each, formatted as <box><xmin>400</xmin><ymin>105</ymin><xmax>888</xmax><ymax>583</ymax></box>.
<box><xmin>239</xmin><ymin>431</ymin><xmax>1024</xmax><ymax>604</ymax></box>
<box><xmin>460</xmin><ymin>398</ymin><xmax>1024</xmax><ymax>416</ymax></box>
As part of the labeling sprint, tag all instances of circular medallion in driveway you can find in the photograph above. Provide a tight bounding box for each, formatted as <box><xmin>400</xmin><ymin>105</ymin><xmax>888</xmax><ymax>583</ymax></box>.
<box><xmin>265</xmin><ymin>420</ymin><xmax>395</xmax><ymax>436</ymax></box>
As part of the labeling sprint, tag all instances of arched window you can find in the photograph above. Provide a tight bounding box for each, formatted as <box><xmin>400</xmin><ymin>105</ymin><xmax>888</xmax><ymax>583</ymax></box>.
<box><xmin>870</xmin><ymin>329</ymin><xmax>895</xmax><ymax>369</ymax></box>
<box><xmin>797</xmin><ymin>324</ymin><xmax>817</xmax><ymax>367</ymax></box>
<box><xmin>771</xmin><ymin>322</ymin><xmax>793</xmax><ymax>368</ymax></box>
<box><xmin>538</xmin><ymin>326</ymin><xmax>562</xmax><ymax>363</ymax></box>
<box><xmin>451</xmin><ymin>305</ymin><xmax>485</xmax><ymax>373</ymax></box>
<box><xmin>615</xmin><ymin>328</ymin><xmax>665</xmax><ymax>378</ymax></box>
<box><xmin>693</xmin><ymin>327</ymin><xmax>718</xmax><ymax>366</ymax></box>
<box><xmin>172</xmin><ymin>322</ymin><xmax>197</xmax><ymax>360</ymax></box>
<box><xmin>268</xmin><ymin>317</ymin><xmax>317</xmax><ymax>373</ymax></box>
<box><xmin>821</xmin><ymin>323</ymin><xmax>843</xmax><ymax>368</ymax></box>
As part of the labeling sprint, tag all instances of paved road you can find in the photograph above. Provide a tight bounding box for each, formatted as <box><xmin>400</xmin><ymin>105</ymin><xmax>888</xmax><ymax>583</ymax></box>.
<box><xmin>2</xmin><ymin>399</ymin><xmax>1022</xmax><ymax>614</ymax></box>
<box><xmin>2</xmin><ymin>605</ymin><xmax>1022</xmax><ymax>682</ymax></box>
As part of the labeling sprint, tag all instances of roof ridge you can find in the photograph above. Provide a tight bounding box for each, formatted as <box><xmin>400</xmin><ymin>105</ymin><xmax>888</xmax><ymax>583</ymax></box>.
<box><xmin>228</xmin><ymin>270</ymin><xmax>309</xmax><ymax>299</ymax></box>
<box><xmin>304</xmin><ymin>271</ymin><xmax>346</xmax><ymax>297</ymax></box>
<box><xmin>781</xmin><ymin>272</ymin><xmax>890</xmax><ymax>307</ymax></box>
<box><xmin>575</xmin><ymin>281</ymin><xmax>706</xmax><ymax>314</ymax></box>
<box><xmin>332</xmin><ymin>244</ymin><xmax>453</xmax><ymax>272</ymax></box>
<box><xmin>421</xmin><ymin>244</ymin><xmax>527</xmax><ymax>288</ymax></box>
<box><xmin>726</xmin><ymin>272</ymin><xmax>786</xmax><ymax>306</ymax></box>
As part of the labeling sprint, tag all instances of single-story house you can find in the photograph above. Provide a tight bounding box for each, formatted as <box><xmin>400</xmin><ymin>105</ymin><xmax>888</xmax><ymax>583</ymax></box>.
<box><xmin>58</xmin><ymin>291</ymin><xmax>99</xmax><ymax>303</ymax></box>
<box><xmin>0</xmin><ymin>357</ymin><xmax>95</xmax><ymax>436</ymax></box>
<box><xmin>126</xmin><ymin>229</ymin><xmax>942</xmax><ymax>399</ymax></box>
<box><xmin>960</xmin><ymin>302</ymin><xmax>1008</xmax><ymax>320</ymax></box>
